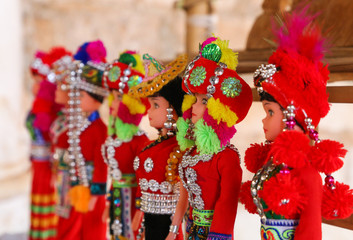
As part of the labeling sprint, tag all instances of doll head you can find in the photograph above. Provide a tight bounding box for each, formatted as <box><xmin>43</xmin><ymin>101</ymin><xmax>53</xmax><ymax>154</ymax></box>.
<box><xmin>30</xmin><ymin>51</ymin><xmax>49</xmax><ymax>96</ymax></box>
<box><xmin>253</xmin><ymin>7</ymin><xmax>329</xmax><ymax>138</ymax></box>
<box><xmin>178</xmin><ymin>36</ymin><xmax>253</xmax><ymax>154</ymax></box>
<box><xmin>104</xmin><ymin>50</ymin><xmax>146</xmax><ymax>123</ymax></box>
<box><xmin>129</xmin><ymin>54</ymin><xmax>188</xmax><ymax>136</ymax></box>
<box><xmin>73</xmin><ymin>40</ymin><xmax>109</xmax><ymax>114</ymax></box>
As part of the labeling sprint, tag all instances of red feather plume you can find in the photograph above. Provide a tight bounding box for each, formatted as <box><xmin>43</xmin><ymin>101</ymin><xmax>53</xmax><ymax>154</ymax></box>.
<box><xmin>322</xmin><ymin>181</ymin><xmax>353</xmax><ymax>220</ymax></box>
<box><xmin>270</xmin><ymin>131</ymin><xmax>310</xmax><ymax>168</ymax></box>
<box><xmin>239</xmin><ymin>180</ymin><xmax>257</xmax><ymax>214</ymax></box>
<box><xmin>310</xmin><ymin>140</ymin><xmax>347</xmax><ymax>174</ymax></box>
<box><xmin>244</xmin><ymin>143</ymin><xmax>271</xmax><ymax>173</ymax></box>
<box><xmin>259</xmin><ymin>171</ymin><xmax>307</xmax><ymax>219</ymax></box>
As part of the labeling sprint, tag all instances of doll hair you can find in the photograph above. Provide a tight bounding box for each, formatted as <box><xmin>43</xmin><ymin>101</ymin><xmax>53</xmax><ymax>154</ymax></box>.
<box><xmin>87</xmin><ymin>91</ymin><xmax>104</xmax><ymax>103</ymax></box>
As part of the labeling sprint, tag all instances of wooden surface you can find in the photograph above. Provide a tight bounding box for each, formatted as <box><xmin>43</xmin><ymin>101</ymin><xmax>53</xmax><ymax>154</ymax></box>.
<box><xmin>323</xmin><ymin>215</ymin><xmax>353</xmax><ymax>231</ymax></box>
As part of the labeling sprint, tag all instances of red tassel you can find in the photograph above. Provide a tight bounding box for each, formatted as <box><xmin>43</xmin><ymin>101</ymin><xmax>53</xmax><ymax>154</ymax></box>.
<box><xmin>259</xmin><ymin>171</ymin><xmax>307</xmax><ymax>219</ymax></box>
<box><xmin>322</xmin><ymin>181</ymin><xmax>353</xmax><ymax>220</ymax></box>
<box><xmin>270</xmin><ymin>131</ymin><xmax>310</xmax><ymax>168</ymax></box>
<box><xmin>244</xmin><ymin>143</ymin><xmax>271</xmax><ymax>173</ymax></box>
<box><xmin>239</xmin><ymin>181</ymin><xmax>257</xmax><ymax>214</ymax></box>
<box><xmin>310</xmin><ymin>140</ymin><xmax>347</xmax><ymax>174</ymax></box>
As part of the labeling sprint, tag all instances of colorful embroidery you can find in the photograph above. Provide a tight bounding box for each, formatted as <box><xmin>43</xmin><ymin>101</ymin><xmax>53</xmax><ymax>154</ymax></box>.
<box><xmin>190</xmin><ymin>66</ymin><xmax>207</xmax><ymax>87</ymax></box>
<box><xmin>221</xmin><ymin>77</ymin><xmax>242</xmax><ymax>98</ymax></box>
<box><xmin>127</xmin><ymin>75</ymin><xmax>142</xmax><ymax>88</ymax></box>
<box><xmin>108</xmin><ymin>66</ymin><xmax>121</xmax><ymax>82</ymax></box>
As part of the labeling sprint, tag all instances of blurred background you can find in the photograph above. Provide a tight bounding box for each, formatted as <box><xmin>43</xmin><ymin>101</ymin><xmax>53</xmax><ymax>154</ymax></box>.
<box><xmin>0</xmin><ymin>0</ymin><xmax>352</xmax><ymax>239</ymax></box>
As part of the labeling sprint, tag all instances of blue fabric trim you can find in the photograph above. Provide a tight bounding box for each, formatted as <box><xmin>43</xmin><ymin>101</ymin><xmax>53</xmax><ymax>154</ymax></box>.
<box><xmin>207</xmin><ymin>232</ymin><xmax>232</xmax><ymax>240</ymax></box>
<box><xmin>88</xmin><ymin>111</ymin><xmax>100</xmax><ymax>122</ymax></box>
<box><xmin>186</xmin><ymin>217</ymin><xmax>193</xmax><ymax>234</ymax></box>
<box><xmin>90</xmin><ymin>183</ymin><xmax>106</xmax><ymax>195</ymax></box>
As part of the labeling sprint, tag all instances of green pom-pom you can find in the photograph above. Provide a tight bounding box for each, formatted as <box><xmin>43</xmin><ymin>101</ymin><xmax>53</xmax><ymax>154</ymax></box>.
<box><xmin>115</xmin><ymin>117</ymin><xmax>139</xmax><ymax>140</ymax></box>
<box><xmin>194</xmin><ymin>119</ymin><xmax>221</xmax><ymax>155</ymax></box>
<box><xmin>201</xmin><ymin>43</ymin><xmax>222</xmax><ymax>63</ymax></box>
<box><xmin>108</xmin><ymin>116</ymin><xmax>115</xmax><ymax>136</ymax></box>
<box><xmin>118</xmin><ymin>53</ymin><xmax>137</xmax><ymax>67</ymax></box>
<box><xmin>176</xmin><ymin>118</ymin><xmax>195</xmax><ymax>151</ymax></box>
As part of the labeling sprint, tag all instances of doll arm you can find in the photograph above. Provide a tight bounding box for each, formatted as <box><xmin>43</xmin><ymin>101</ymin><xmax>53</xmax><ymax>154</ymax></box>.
<box><xmin>166</xmin><ymin>182</ymin><xmax>189</xmax><ymax>240</ymax></box>
<box><xmin>208</xmin><ymin>148</ymin><xmax>242</xmax><ymax>239</ymax></box>
<box><xmin>90</xmin><ymin>131</ymin><xmax>108</xmax><ymax>195</ymax></box>
<box><xmin>293</xmin><ymin>166</ymin><xmax>322</xmax><ymax>240</ymax></box>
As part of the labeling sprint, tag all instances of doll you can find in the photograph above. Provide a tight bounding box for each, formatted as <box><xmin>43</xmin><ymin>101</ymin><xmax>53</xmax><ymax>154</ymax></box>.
<box><xmin>27</xmin><ymin>49</ymin><xmax>66</xmax><ymax>240</ymax></box>
<box><xmin>239</xmin><ymin>7</ymin><xmax>353</xmax><ymax>240</ymax></box>
<box><xmin>101</xmin><ymin>51</ymin><xmax>150</xmax><ymax>240</ymax></box>
<box><xmin>167</xmin><ymin>36</ymin><xmax>253</xmax><ymax>240</ymax></box>
<box><xmin>128</xmin><ymin>54</ymin><xmax>188</xmax><ymax>240</ymax></box>
<box><xmin>57</xmin><ymin>40</ymin><xmax>109</xmax><ymax>240</ymax></box>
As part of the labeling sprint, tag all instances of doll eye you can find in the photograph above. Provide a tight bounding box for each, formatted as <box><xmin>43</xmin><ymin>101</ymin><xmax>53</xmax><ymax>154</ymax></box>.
<box><xmin>154</xmin><ymin>103</ymin><xmax>159</xmax><ymax>109</ymax></box>
<box><xmin>268</xmin><ymin>109</ymin><xmax>274</xmax><ymax>116</ymax></box>
<box><xmin>202</xmin><ymin>98</ymin><xmax>208</xmax><ymax>105</ymax></box>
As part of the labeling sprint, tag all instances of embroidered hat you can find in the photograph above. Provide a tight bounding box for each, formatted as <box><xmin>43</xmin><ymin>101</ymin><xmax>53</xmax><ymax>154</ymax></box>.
<box><xmin>129</xmin><ymin>54</ymin><xmax>187</xmax><ymax>117</ymax></box>
<box><xmin>74</xmin><ymin>40</ymin><xmax>109</xmax><ymax>97</ymax></box>
<box><xmin>177</xmin><ymin>36</ymin><xmax>253</xmax><ymax>154</ymax></box>
<box><xmin>45</xmin><ymin>47</ymin><xmax>73</xmax><ymax>84</ymax></box>
<box><xmin>104</xmin><ymin>50</ymin><xmax>145</xmax><ymax>94</ymax></box>
<box><xmin>253</xmin><ymin>8</ymin><xmax>330</xmax><ymax>130</ymax></box>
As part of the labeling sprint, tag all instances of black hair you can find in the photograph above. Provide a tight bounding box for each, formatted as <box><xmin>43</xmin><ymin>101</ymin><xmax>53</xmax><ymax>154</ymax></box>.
<box><xmin>157</xmin><ymin>76</ymin><xmax>185</xmax><ymax>117</ymax></box>
<box><xmin>87</xmin><ymin>91</ymin><xmax>104</xmax><ymax>103</ymax></box>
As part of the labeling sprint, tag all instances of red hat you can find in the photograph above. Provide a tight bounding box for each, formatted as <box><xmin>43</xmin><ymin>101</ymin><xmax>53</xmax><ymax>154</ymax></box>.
<box><xmin>183</xmin><ymin>36</ymin><xmax>253</xmax><ymax>125</ymax></box>
<box><xmin>46</xmin><ymin>47</ymin><xmax>73</xmax><ymax>83</ymax></box>
<box><xmin>253</xmin><ymin>8</ymin><xmax>330</xmax><ymax>130</ymax></box>
<box><xmin>104</xmin><ymin>51</ymin><xmax>145</xmax><ymax>94</ymax></box>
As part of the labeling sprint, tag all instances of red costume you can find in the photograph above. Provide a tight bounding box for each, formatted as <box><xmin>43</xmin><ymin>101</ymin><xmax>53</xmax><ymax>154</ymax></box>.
<box><xmin>101</xmin><ymin>51</ymin><xmax>150</xmax><ymax>240</ymax></box>
<box><xmin>57</xmin><ymin>40</ymin><xmax>109</xmax><ymax>240</ymax></box>
<box><xmin>239</xmin><ymin>7</ymin><xmax>353</xmax><ymax>240</ymax></box>
<box><xmin>176</xmin><ymin>36</ymin><xmax>252</xmax><ymax>239</ymax></box>
<box><xmin>129</xmin><ymin>54</ymin><xmax>188</xmax><ymax>240</ymax></box>
<box><xmin>27</xmin><ymin>49</ymin><xmax>67</xmax><ymax>240</ymax></box>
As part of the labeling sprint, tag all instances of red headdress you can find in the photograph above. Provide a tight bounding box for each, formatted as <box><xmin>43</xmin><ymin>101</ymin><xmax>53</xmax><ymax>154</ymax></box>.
<box><xmin>30</xmin><ymin>51</ymin><xmax>50</xmax><ymax>78</ymax></box>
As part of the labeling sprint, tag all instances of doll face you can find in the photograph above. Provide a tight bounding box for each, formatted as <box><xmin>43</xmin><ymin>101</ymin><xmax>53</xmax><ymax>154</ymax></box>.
<box><xmin>110</xmin><ymin>90</ymin><xmax>123</xmax><ymax>117</ymax></box>
<box><xmin>31</xmin><ymin>74</ymin><xmax>43</xmax><ymax>96</ymax></box>
<box><xmin>147</xmin><ymin>96</ymin><xmax>173</xmax><ymax>129</ymax></box>
<box><xmin>191</xmin><ymin>93</ymin><xmax>208</xmax><ymax>124</ymax></box>
<box><xmin>261</xmin><ymin>100</ymin><xmax>284</xmax><ymax>142</ymax></box>
<box><xmin>55</xmin><ymin>82</ymin><xmax>69</xmax><ymax>105</ymax></box>
<box><xmin>79</xmin><ymin>90</ymin><xmax>102</xmax><ymax>113</ymax></box>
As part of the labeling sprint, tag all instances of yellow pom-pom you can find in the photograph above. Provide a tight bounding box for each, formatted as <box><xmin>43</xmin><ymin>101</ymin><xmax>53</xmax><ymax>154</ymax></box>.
<box><xmin>182</xmin><ymin>94</ymin><xmax>196</xmax><ymax>112</ymax></box>
<box><xmin>68</xmin><ymin>185</ymin><xmax>91</xmax><ymax>213</ymax></box>
<box><xmin>207</xmin><ymin>98</ymin><xmax>238</xmax><ymax>127</ymax></box>
<box><xmin>122</xmin><ymin>94</ymin><xmax>146</xmax><ymax>115</ymax></box>
<box><xmin>132</xmin><ymin>53</ymin><xmax>145</xmax><ymax>75</ymax></box>
<box><xmin>107</xmin><ymin>93</ymin><xmax>114</xmax><ymax>107</ymax></box>
<box><xmin>214</xmin><ymin>38</ymin><xmax>238</xmax><ymax>71</ymax></box>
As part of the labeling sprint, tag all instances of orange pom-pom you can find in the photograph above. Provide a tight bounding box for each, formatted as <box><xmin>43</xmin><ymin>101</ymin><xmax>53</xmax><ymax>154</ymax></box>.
<box><xmin>322</xmin><ymin>181</ymin><xmax>353</xmax><ymax>220</ymax></box>
<box><xmin>270</xmin><ymin>131</ymin><xmax>310</xmax><ymax>168</ymax></box>
<box><xmin>239</xmin><ymin>181</ymin><xmax>257</xmax><ymax>214</ymax></box>
<box><xmin>244</xmin><ymin>143</ymin><xmax>271</xmax><ymax>173</ymax></box>
<box><xmin>259</xmin><ymin>171</ymin><xmax>307</xmax><ymax>219</ymax></box>
<box><xmin>310</xmin><ymin>140</ymin><xmax>347</xmax><ymax>174</ymax></box>
<box><xmin>69</xmin><ymin>185</ymin><xmax>91</xmax><ymax>213</ymax></box>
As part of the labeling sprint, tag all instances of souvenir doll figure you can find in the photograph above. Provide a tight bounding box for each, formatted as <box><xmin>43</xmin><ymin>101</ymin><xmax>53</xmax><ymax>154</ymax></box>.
<box><xmin>239</xmin><ymin>7</ymin><xmax>353</xmax><ymax>240</ymax></box>
<box><xmin>48</xmin><ymin>48</ymin><xmax>73</xmax><ymax>221</ymax></box>
<box><xmin>27</xmin><ymin>49</ymin><xmax>66</xmax><ymax>240</ymax></box>
<box><xmin>57</xmin><ymin>40</ymin><xmax>109</xmax><ymax>240</ymax></box>
<box><xmin>101</xmin><ymin>51</ymin><xmax>150</xmax><ymax>240</ymax></box>
<box><xmin>167</xmin><ymin>36</ymin><xmax>252</xmax><ymax>240</ymax></box>
<box><xmin>129</xmin><ymin>54</ymin><xmax>188</xmax><ymax>240</ymax></box>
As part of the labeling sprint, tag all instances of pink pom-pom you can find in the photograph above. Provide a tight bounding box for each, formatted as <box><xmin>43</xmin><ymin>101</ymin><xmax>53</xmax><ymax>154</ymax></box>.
<box><xmin>270</xmin><ymin>131</ymin><xmax>310</xmax><ymax>168</ymax></box>
<box><xmin>239</xmin><ymin>181</ymin><xmax>257</xmax><ymax>214</ymax></box>
<box><xmin>322</xmin><ymin>181</ymin><xmax>353</xmax><ymax>220</ymax></box>
<box><xmin>244</xmin><ymin>143</ymin><xmax>271</xmax><ymax>173</ymax></box>
<box><xmin>310</xmin><ymin>140</ymin><xmax>347</xmax><ymax>174</ymax></box>
<box><xmin>259</xmin><ymin>171</ymin><xmax>307</xmax><ymax>219</ymax></box>
<box><xmin>86</xmin><ymin>40</ymin><xmax>106</xmax><ymax>63</ymax></box>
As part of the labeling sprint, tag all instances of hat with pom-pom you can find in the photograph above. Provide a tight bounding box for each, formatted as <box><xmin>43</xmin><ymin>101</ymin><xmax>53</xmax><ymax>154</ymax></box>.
<box><xmin>45</xmin><ymin>47</ymin><xmax>73</xmax><ymax>84</ymax></box>
<box><xmin>253</xmin><ymin>7</ymin><xmax>329</xmax><ymax>130</ymax></box>
<box><xmin>177</xmin><ymin>36</ymin><xmax>252</xmax><ymax>155</ymax></box>
<box><xmin>74</xmin><ymin>40</ymin><xmax>109</xmax><ymax>97</ymax></box>
<box><xmin>104</xmin><ymin>50</ymin><xmax>145</xmax><ymax>94</ymax></box>
<box><xmin>182</xmin><ymin>36</ymin><xmax>253</xmax><ymax>126</ymax></box>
